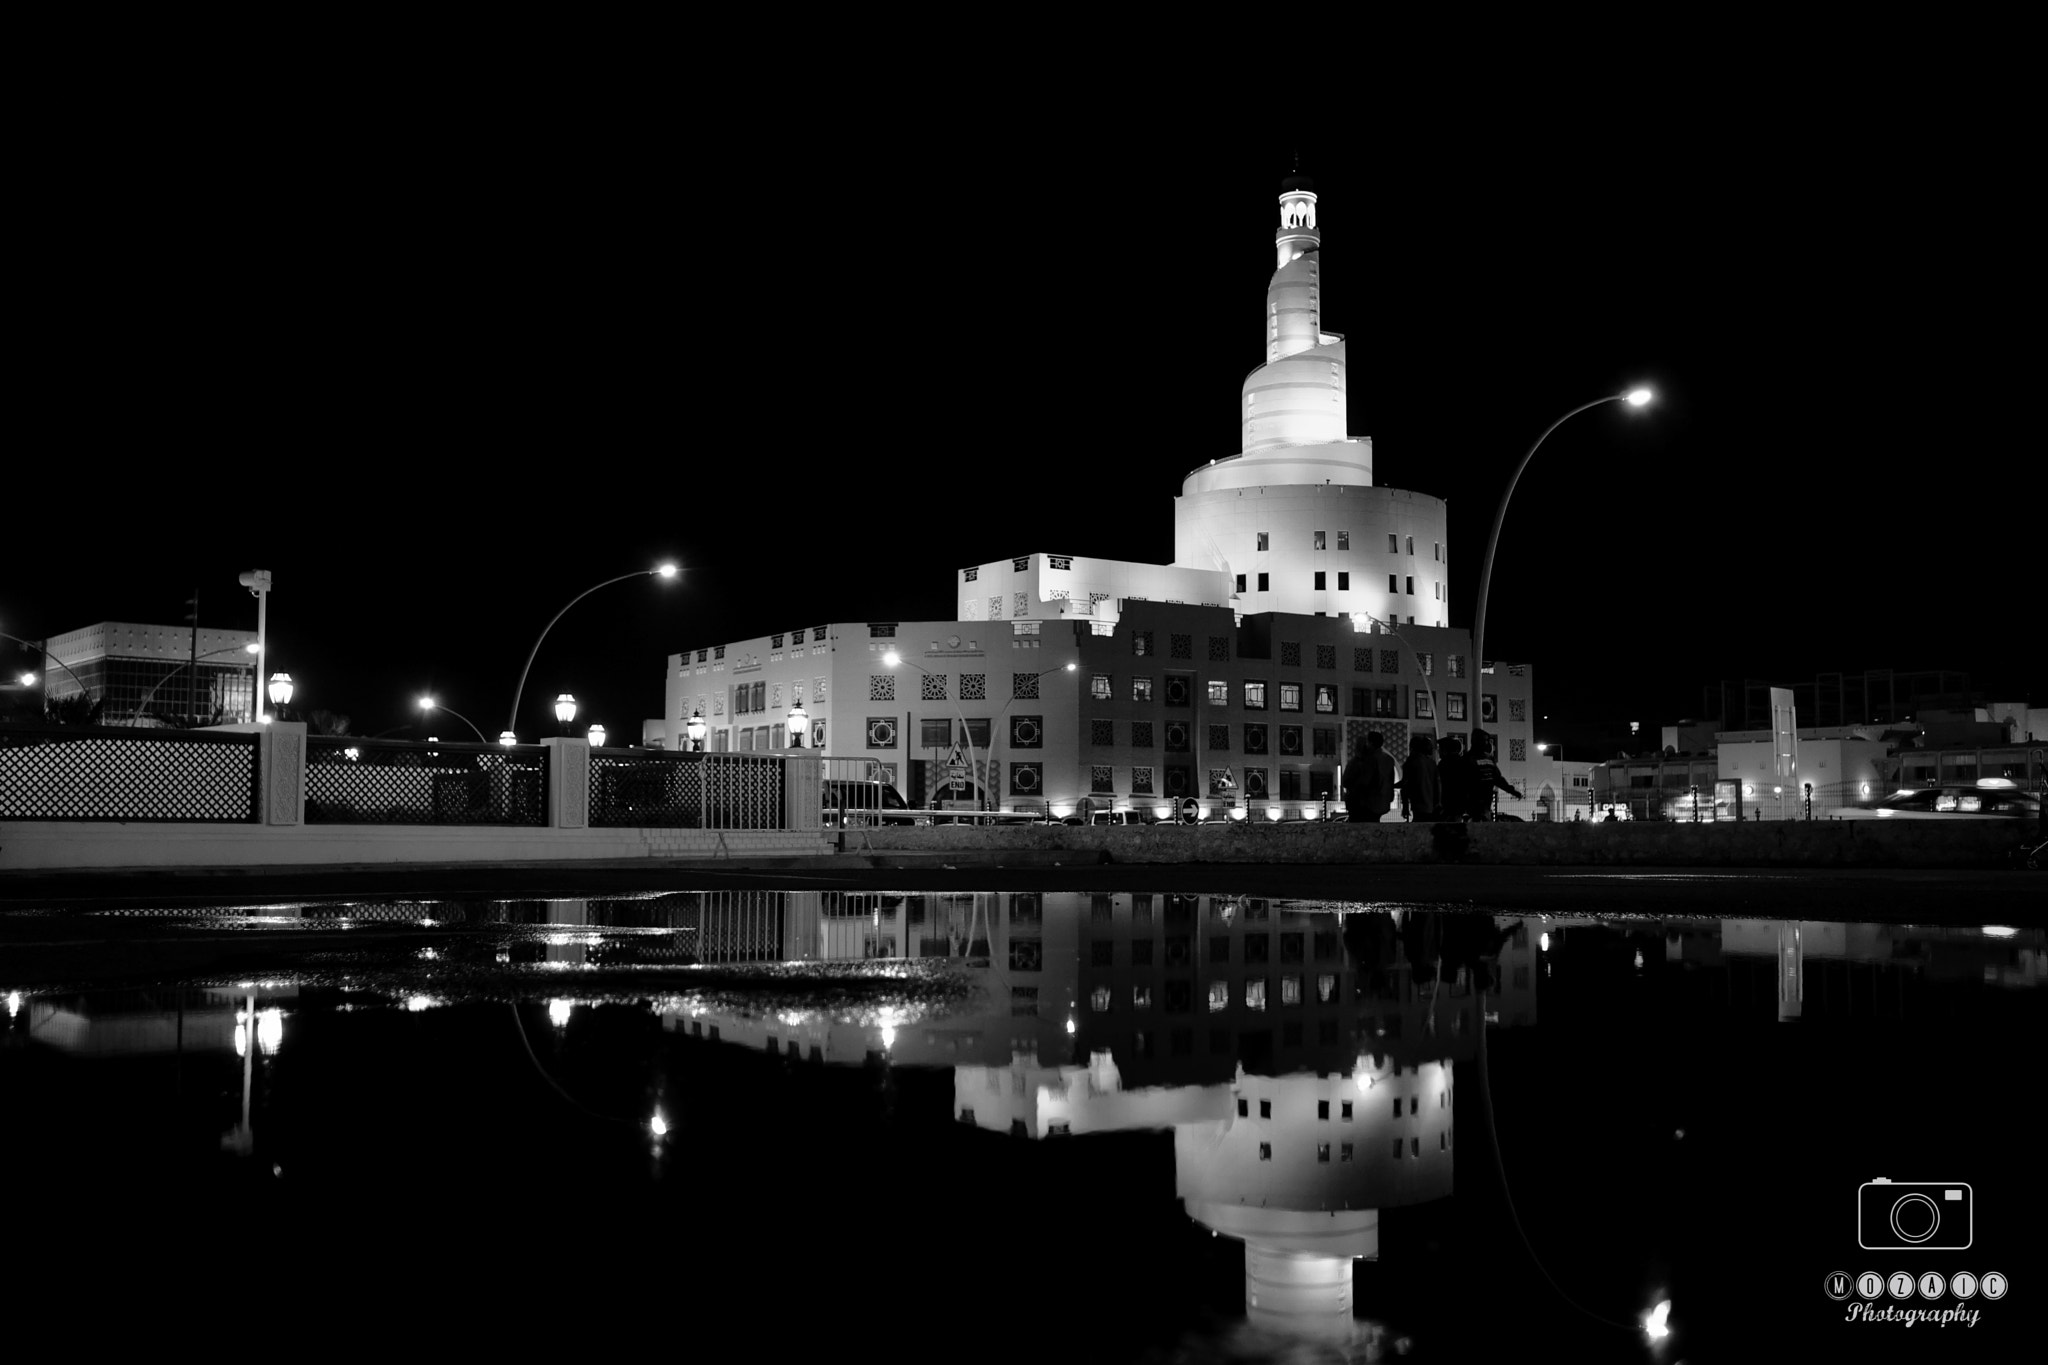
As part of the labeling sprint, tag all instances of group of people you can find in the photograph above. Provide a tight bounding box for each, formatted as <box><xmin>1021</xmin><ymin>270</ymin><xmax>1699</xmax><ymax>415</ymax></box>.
<box><xmin>1340</xmin><ymin>729</ymin><xmax>1523</xmax><ymax>823</ymax></box>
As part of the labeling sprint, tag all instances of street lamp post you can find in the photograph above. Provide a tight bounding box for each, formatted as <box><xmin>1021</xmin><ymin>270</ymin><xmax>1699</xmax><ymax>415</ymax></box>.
<box><xmin>134</xmin><ymin>642</ymin><xmax>262</xmax><ymax>724</ymax></box>
<box><xmin>1469</xmin><ymin>389</ymin><xmax>1652</xmax><ymax>753</ymax></box>
<box><xmin>588</xmin><ymin>723</ymin><xmax>607</xmax><ymax>749</ymax></box>
<box><xmin>506</xmin><ymin>562</ymin><xmax>678</xmax><ymax>741</ymax></box>
<box><xmin>238</xmin><ymin>570</ymin><xmax>273</xmax><ymax>720</ymax></box>
<box><xmin>685</xmin><ymin>709</ymin><xmax>706</xmax><ymax>752</ymax></box>
<box><xmin>786</xmin><ymin>702</ymin><xmax>808</xmax><ymax>749</ymax></box>
<box><xmin>0</xmin><ymin>629</ymin><xmax>97</xmax><ymax>713</ymax></box>
<box><xmin>418</xmin><ymin>696</ymin><xmax>489</xmax><ymax>744</ymax></box>
<box><xmin>553</xmin><ymin>693</ymin><xmax>578</xmax><ymax>736</ymax></box>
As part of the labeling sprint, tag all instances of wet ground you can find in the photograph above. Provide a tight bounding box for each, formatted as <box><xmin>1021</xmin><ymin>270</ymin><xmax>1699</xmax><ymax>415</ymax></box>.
<box><xmin>3</xmin><ymin>880</ymin><xmax>2040</xmax><ymax>1360</ymax></box>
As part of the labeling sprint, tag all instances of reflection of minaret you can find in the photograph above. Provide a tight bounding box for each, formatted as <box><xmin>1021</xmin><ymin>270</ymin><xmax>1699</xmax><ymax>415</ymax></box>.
<box><xmin>1776</xmin><ymin>920</ymin><xmax>1802</xmax><ymax>1022</ymax></box>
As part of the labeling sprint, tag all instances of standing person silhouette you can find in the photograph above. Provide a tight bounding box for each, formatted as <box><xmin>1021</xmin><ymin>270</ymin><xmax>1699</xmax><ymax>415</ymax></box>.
<box><xmin>1342</xmin><ymin>732</ymin><xmax>1398</xmax><ymax>822</ymax></box>
<box><xmin>1438</xmin><ymin>735</ymin><xmax>1476</xmax><ymax>824</ymax></box>
<box><xmin>1465</xmin><ymin>729</ymin><xmax>1524</xmax><ymax>820</ymax></box>
<box><xmin>1400</xmin><ymin>733</ymin><xmax>1441</xmax><ymax>821</ymax></box>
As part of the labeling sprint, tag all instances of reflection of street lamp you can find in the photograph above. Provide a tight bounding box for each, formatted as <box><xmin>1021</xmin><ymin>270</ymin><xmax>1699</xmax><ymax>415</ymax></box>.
<box><xmin>685</xmin><ymin>709</ymin><xmax>706</xmax><ymax>752</ymax></box>
<box><xmin>418</xmin><ymin>695</ymin><xmax>488</xmax><ymax>743</ymax></box>
<box><xmin>506</xmin><ymin>563</ymin><xmax>679</xmax><ymax>740</ymax></box>
<box><xmin>786</xmin><ymin>702</ymin><xmax>808</xmax><ymax>748</ymax></box>
<box><xmin>1470</xmin><ymin>389</ymin><xmax>1652</xmax><ymax>751</ymax></box>
<box><xmin>553</xmin><ymin>693</ymin><xmax>578</xmax><ymax>735</ymax></box>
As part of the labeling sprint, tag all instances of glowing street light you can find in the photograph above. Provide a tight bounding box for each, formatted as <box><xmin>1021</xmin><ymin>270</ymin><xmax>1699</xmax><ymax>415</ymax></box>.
<box><xmin>553</xmin><ymin>693</ymin><xmax>578</xmax><ymax>734</ymax></box>
<box><xmin>786</xmin><ymin>701</ymin><xmax>809</xmax><ymax>748</ymax></box>
<box><xmin>505</xmin><ymin>562</ymin><xmax>680</xmax><ymax>740</ymax></box>
<box><xmin>1470</xmin><ymin>389</ymin><xmax>1655</xmax><ymax>752</ymax></box>
<box><xmin>265</xmin><ymin>673</ymin><xmax>294</xmax><ymax>724</ymax></box>
<box><xmin>587</xmin><ymin>723</ymin><xmax>607</xmax><ymax>748</ymax></box>
<box><xmin>685</xmin><ymin>709</ymin><xmax>706</xmax><ymax>752</ymax></box>
<box><xmin>417</xmin><ymin>695</ymin><xmax>488</xmax><ymax>743</ymax></box>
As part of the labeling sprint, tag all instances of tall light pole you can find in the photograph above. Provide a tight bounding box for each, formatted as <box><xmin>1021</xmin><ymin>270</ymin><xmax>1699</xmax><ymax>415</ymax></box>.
<box><xmin>418</xmin><ymin>695</ymin><xmax>489</xmax><ymax>743</ymax></box>
<box><xmin>239</xmin><ymin>570</ymin><xmax>273</xmax><ymax>720</ymax></box>
<box><xmin>1469</xmin><ymin>389</ymin><xmax>1652</xmax><ymax>752</ymax></box>
<box><xmin>506</xmin><ymin>562</ymin><xmax>678</xmax><ymax>740</ymax></box>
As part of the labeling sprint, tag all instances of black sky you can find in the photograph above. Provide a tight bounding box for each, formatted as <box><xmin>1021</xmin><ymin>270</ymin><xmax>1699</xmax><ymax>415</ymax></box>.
<box><xmin>4</xmin><ymin>57</ymin><xmax>2034</xmax><ymax>745</ymax></box>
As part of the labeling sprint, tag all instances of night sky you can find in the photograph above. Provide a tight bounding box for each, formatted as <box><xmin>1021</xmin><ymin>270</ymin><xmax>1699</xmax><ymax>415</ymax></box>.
<box><xmin>6</xmin><ymin>73</ymin><xmax>2033</xmax><ymax>747</ymax></box>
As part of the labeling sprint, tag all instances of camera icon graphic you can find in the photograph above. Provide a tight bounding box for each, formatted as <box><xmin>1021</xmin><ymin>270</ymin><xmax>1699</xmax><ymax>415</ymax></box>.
<box><xmin>1858</xmin><ymin>1179</ymin><xmax>1972</xmax><ymax>1251</ymax></box>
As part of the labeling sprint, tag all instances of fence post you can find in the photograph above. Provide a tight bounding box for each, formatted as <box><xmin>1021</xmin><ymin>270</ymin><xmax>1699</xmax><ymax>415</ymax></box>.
<box><xmin>259</xmin><ymin>722</ymin><xmax>307</xmax><ymax>825</ymax></box>
<box><xmin>543</xmin><ymin>737</ymin><xmax>589</xmax><ymax>829</ymax></box>
<box><xmin>785</xmin><ymin>752</ymin><xmax>822</xmax><ymax>832</ymax></box>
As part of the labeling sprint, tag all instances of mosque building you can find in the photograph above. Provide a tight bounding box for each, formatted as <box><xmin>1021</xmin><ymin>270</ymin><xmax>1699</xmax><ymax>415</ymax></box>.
<box><xmin>663</xmin><ymin>174</ymin><xmax>1559</xmax><ymax>819</ymax></box>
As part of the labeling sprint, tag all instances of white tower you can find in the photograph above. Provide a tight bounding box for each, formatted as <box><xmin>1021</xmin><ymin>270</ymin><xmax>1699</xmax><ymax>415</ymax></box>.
<box><xmin>1176</xmin><ymin>172</ymin><xmax>1452</xmax><ymax>628</ymax></box>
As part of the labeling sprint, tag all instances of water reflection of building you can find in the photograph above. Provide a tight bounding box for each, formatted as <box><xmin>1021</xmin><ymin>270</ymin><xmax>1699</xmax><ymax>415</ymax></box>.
<box><xmin>664</xmin><ymin>894</ymin><xmax>1514</xmax><ymax>1349</ymax></box>
<box><xmin>1712</xmin><ymin>919</ymin><xmax>2047</xmax><ymax>1020</ymax></box>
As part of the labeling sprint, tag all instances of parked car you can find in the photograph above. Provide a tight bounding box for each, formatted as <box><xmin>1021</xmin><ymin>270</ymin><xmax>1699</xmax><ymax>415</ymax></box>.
<box><xmin>822</xmin><ymin>780</ymin><xmax>915</xmax><ymax>825</ymax></box>
<box><xmin>1058</xmin><ymin>808</ymin><xmax>1151</xmax><ymax>826</ymax></box>
<box><xmin>1829</xmin><ymin>780</ymin><xmax>2042</xmax><ymax>820</ymax></box>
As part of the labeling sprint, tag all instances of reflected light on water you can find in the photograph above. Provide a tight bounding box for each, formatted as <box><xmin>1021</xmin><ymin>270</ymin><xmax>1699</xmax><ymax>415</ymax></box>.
<box><xmin>5</xmin><ymin>991</ymin><xmax>19</xmax><ymax>1019</ymax></box>
<box><xmin>650</xmin><ymin>1109</ymin><xmax>668</xmax><ymax>1138</ymax></box>
<box><xmin>257</xmin><ymin>1008</ymin><xmax>284</xmax><ymax>1056</ymax></box>
<box><xmin>404</xmin><ymin>995</ymin><xmax>437</xmax><ymax>1012</ymax></box>
<box><xmin>548</xmin><ymin>999</ymin><xmax>573</xmax><ymax>1029</ymax></box>
<box><xmin>1983</xmin><ymin>925</ymin><xmax>2019</xmax><ymax>938</ymax></box>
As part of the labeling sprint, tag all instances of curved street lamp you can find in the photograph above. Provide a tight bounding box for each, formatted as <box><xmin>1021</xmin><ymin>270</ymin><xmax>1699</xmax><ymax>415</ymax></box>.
<box><xmin>418</xmin><ymin>695</ymin><xmax>489</xmax><ymax>744</ymax></box>
<box><xmin>0</xmin><ymin>628</ymin><xmax>96</xmax><ymax>707</ymax></box>
<box><xmin>1469</xmin><ymin>388</ymin><xmax>1652</xmax><ymax>753</ymax></box>
<box><xmin>133</xmin><ymin>642</ymin><xmax>261</xmax><ymax>723</ymax></box>
<box><xmin>506</xmin><ymin>562</ymin><xmax>679</xmax><ymax>740</ymax></box>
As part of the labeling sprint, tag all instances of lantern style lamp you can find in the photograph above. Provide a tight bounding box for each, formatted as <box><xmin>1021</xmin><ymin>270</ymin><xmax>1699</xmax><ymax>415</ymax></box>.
<box><xmin>787</xmin><ymin>702</ymin><xmax>808</xmax><ymax>748</ymax></box>
<box><xmin>588</xmin><ymin>723</ymin><xmax>607</xmax><ymax>748</ymax></box>
<box><xmin>553</xmin><ymin>693</ymin><xmax>577</xmax><ymax>734</ymax></box>
<box><xmin>686</xmin><ymin>709</ymin><xmax>706</xmax><ymax>752</ymax></box>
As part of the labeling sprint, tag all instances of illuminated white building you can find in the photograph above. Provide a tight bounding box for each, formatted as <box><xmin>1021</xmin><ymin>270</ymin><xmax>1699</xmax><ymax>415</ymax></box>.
<box><xmin>663</xmin><ymin>172</ymin><xmax>1547</xmax><ymax>816</ymax></box>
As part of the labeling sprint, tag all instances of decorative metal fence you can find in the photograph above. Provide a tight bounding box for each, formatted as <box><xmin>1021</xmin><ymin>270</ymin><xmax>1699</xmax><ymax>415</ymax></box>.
<box><xmin>0</xmin><ymin>725</ymin><xmax>260</xmax><ymax>822</ymax></box>
<box><xmin>304</xmin><ymin>736</ymin><xmax>548</xmax><ymax>825</ymax></box>
<box><xmin>590</xmin><ymin>750</ymin><xmax>787</xmax><ymax>828</ymax></box>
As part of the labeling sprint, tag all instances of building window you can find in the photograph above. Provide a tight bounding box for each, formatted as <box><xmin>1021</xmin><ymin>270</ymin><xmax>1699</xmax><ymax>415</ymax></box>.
<box><xmin>1208</xmin><ymin>981</ymin><xmax>1229</xmax><ymax>1012</ymax></box>
<box><xmin>1414</xmin><ymin>689</ymin><xmax>1434</xmax><ymax>719</ymax></box>
<box><xmin>1259</xmin><ymin>1099</ymin><xmax>1271</xmax><ymax>1118</ymax></box>
<box><xmin>1283</xmin><ymin>976</ymin><xmax>1303</xmax><ymax>1005</ymax></box>
<box><xmin>1131</xmin><ymin>721</ymin><xmax>1154</xmax><ymax>748</ymax></box>
<box><xmin>1448</xmin><ymin>692</ymin><xmax>1467</xmax><ymax>721</ymax></box>
<box><xmin>1208</xmin><ymin>635</ymin><xmax>1230</xmax><ymax>662</ymax></box>
<box><xmin>921</xmin><ymin>673</ymin><xmax>947</xmax><ymax>701</ymax></box>
<box><xmin>1091</xmin><ymin>764</ymin><xmax>1115</xmax><ymax>794</ymax></box>
<box><xmin>1406</xmin><ymin>536</ymin><xmax>1414</xmax><ymax>554</ymax></box>
<box><xmin>1243</xmin><ymin>723</ymin><xmax>1268</xmax><ymax>754</ymax></box>
<box><xmin>1434</xmin><ymin>542</ymin><xmax>1442</xmax><ymax>561</ymax></box>
<box><xmin>1010</xmin><ymin>715</ymin><xmax>1043</xmax><ymax>748</ymax></box>
<box><xmin>1312</xmin><ymin>727</ymin><xmax>1336</xmax><ymax>757</ymax></box>
<box><xmin>1259</xmin><ymin>1143</ymin><xmax>1272</xmax><ymax>1161</ymax></box>
<box><xmin>1510</xmin><ymin>738</ymin><xmax>1527</xmax><ymax>761</ymax></box>
<box><xmin>1089</xmin><ymin>719</ymin><xmax>1115</xmax><ymax>746</ymax></box>
<box><xmin>866</xmin><ymin>717</ymin><xmax>898</xmax><ymax>749</ymax></box>
<box><xmin>1317</xmin><ymin>1099</ymin><xmax>1330</xmax><ymax>1120</ymax></box>
<box><xmin>1314</xmin><ymin>571</ymin><xmax>1326</xmax><ymax>590</ymax></box>
<box><xmin>1234</xmin><ymin>574</ymin><xmax>1245</xmax><ymax>593</ymax></box>
<box><xmin>1208</xmin><ymin>767</ymin><xmax>1235</xmax><ymax>795</ymax></box>
<box><xmin>1340</xmin><ymin>1099</ymin><xmax>1352</xmax><ymax>1119</ymax></box>
<box><xmin>1337</xmin><ymin>572</ymin><xmax>1349</xmax><ymax>590</ymax></box>
<box><xmin>1373</xmin><ymin>688</ymin><xmax>1398</xmax><ymax>717</ymax></box>
<box><xmin>1170</xmin><ymin>634</ymin><xmax>1193</xmax><ymax>660</ymax></box>
<box><xmin>1256</xmin><ymin>572</ymin><xmax>1269</xmax><ymax>592</ymax></box>
<box><xmin>1279</xmin><ymin>768</ymin><xmax>1302</xmax><ymax>799</ymax></box>
<box><xmin>1133</xmin><ymin>631</ymin><xmax>1153</xmax><ymax>657</ymax></box>
<box><xmin>1131</xmin><ymin>766</ymin><xmax>1154</xmax><ymax>794</ymax></box>
<box><xmin>1388</xmin><ymin>533</ymin><xmax>1399</xmax><ymax>553</ymax></box>
<box><xmin>1256</xmin><ymin>532</ymin><xmax>1269</xmax><ymax>550</ymax></box>
<box><xmin>1164</xmin><ymin>721</ymin><xmax>1190</xmax><ymax>752</ymax></box>
<box><xmin>1207</xmin><ymin>724</ymin><xmax>1230</xmax><ymax>751</ymax></box>
<box><xmin>868</xmin><ymin>675</ymin><xmax>894</xmax><ymax>703</ymax></box>
<box><xmin>1314</xmin><ymin>684</ymin><xmax>1337</xmax><ymax>713</ymax></box>
<box><xmin>1246</xmin><ymin>980</ymin><xmax>1267</xmax><ymax>1011</ymax></box>
<box><xmin>1417</xmin><ymin>652</ymin><xmax>1432</xmax><ymax>675</ymax></box>
<box><xmin>1279</xmin><ymin>725</ymin><xmax>1303</xmax><ymax>757</ymax></box>
<box><xmin>1013</xmin><ymin>672</ymin><xmax>1039</xmax><ymax>700</ymax></box>
<box><xmin>1389</xmin><ymin>574</ymin><xmax>1399</xmax><ymax>593</ymax></box>
<box><xmin>1379</xmin><ymin>649</ymin><xmax>1400</xmax><ymax>674</ymax></box>
<box><xmin>1312</xmin><ymin>645</ymin><xmax>1336</xmax><ymax>671</ymax></box>
<box><xmin>1314</xmin><ymin>530</ymin><xmax>1326</xmax><ymax>549</ymax></box>
<box><xmin>1132</xmin><ymin>676</ymin><xmax>1153</xmax><ymax>703</ymax></box>
<box><xmin>1280</xmin><ymin>683</ymin><xmax>1302</xmax><ymax>712</ymax></box>
<box><xmin>1243</xmin><ymin>680</ymin><xmax>1267</xmax><ymax>710</ymax></box>
<box><xmin>1009</xmin><ymin>762</ymin><xmax>1043</xmax><ymax>796</ymax></box>
<box><xmin>920</xmin><ymin>718</ymin><xmax>953</xmax><ymax>748</ymax></box>
<box><xmin>1281</xmin><ymin>641</ymin><xmax>1300</xmax><ymax>667</ymax></box>
<box><xmin>1337</xmin><ymin>531</ymin><xmax>1349</xmax><ymax>550</ymax></box>
<box><xmin>1090</xmin><ymin>674</ymin><xmax>1112</xmax><ymax>701</ymax></box>
<box><xmin>1448</xmin><ymin>654</ymin><xmax>1465</xmax><ymax>679</ymax></box>
<box><xmin>1393</xmin><ymin>1138</ymin><xmax>1404</xmax><ymax>1160</ymax></box>
<box><xmin>1237</xmin><ymin>1098</ymin><xmax>1248</xmax><ymax>1117</ymax></box>
<box><xmin>1405</xmin><ymin>576</ymin><xmax>1415</xmax><ymax>595</ymax></box>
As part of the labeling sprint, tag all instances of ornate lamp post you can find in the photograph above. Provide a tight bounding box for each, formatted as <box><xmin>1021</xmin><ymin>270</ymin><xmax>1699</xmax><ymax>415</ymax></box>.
<box><xmin>587</xmin><ymin>723</ymin><xmax>607</xmax><ymax>749</ymax></box>
<box><xmin>265</xmin><ymin>672</ymin><xmax>294</xmax><ymax>724</ymax></box>
<box><xmin>553</xmin><ymin>693</ymin><xmax>578</xmax><ymax>736</ymax></box>
<box><xmin>786</xmin><ymin>702</ymin><xmax>808</xmax><ymax>749</ymax></box>
<box><xmin>686</xmin><ymin>709</ymin><xmax>706</xmax><ymax>753</ymax></box>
